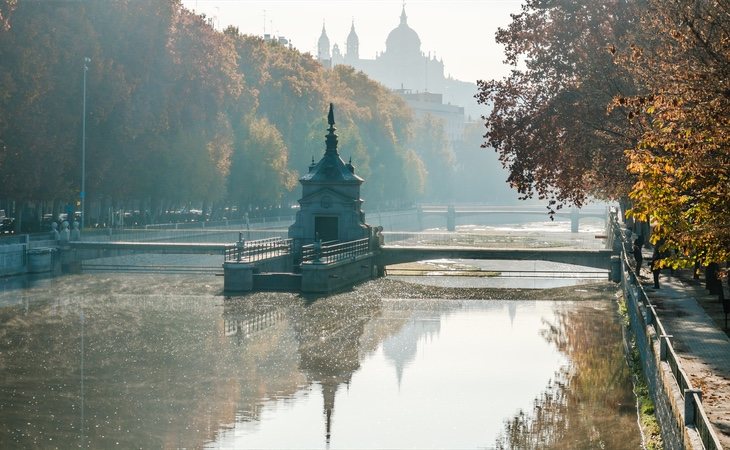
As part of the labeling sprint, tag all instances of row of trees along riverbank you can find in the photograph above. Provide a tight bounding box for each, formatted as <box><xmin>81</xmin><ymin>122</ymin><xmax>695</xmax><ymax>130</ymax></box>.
<box><xmin>477</xmin><ymin>0</ymin><xmax>729</xmax><ymax>269</ymax></box>
<box><xmin>1</xmin><ymin>0</ymin><xmax>511</xmax><ymax>232</ymax></box>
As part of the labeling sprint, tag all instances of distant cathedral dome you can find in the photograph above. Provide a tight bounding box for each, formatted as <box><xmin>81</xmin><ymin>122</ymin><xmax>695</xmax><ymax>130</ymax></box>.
<box><xmin>385</xmin><ymin>6</ymin><xmax>421</xmax><ymax>56</ymax></box>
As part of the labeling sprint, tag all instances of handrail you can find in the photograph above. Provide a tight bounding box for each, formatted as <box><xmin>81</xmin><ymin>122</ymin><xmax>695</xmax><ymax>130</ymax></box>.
<box><xmin>301</xmin><ymin>238</ymin><xmax>371</xmax><ymax>264</ymax></box>
<box><xmin>615</xmin><ymin>218</ymin><xmax>723</xmax><ymax>450</ymax></box>
<box><xmin>224</xmin><ymin>237</ymin><xmax>292</xmax><ymax>263</ymax></box>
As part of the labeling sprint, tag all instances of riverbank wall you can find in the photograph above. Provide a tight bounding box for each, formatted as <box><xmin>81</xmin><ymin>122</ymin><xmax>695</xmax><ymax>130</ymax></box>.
<box><xmin>620</xmin><ymin>251</ymin><xmax>719</xmax><ymax>449</ymax></box>
<box><xmin>0</xmin><ymin>235</ymin><xmax>58</xmax><ymax>276</ymax></box>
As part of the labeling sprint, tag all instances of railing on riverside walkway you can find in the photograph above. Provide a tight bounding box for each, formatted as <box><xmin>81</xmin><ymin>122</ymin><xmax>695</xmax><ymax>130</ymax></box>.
<box><xmin>301</xmin><ymin>238</ymin><xmax>371</xmax><ymax>264</ymax></box>
<box><xmin>224</xmin><ymin>237</ymin><xmax>292</xmax><ymax>263</ymax></box>
<box><xmin>615</xmin><ymin>220</ymin><xmax>722</xmax><ymax>450</ymax></box>
<box><xmin>1</xmin><ymin>227</ymin><xmax>289</xmax><ymax>245</ymax></box>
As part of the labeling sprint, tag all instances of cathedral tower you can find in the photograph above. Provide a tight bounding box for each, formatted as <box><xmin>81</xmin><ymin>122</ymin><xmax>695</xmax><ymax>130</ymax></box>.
<box><xmin>317</xmin><ymin>22</ymin><xmax>331</xmax><ymax>63</ymax></box>
<box><xmin>346</xmin><ymin>20</ymin><xmax>359</xmax><ymax>63</ymax></box>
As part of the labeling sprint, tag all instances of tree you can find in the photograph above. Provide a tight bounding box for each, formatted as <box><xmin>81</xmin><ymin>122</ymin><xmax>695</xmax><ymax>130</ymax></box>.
<box><xmin>0</xmin><ymin>1</ymin><xmax>433</xmax><ymax>221</ymax></box>
<box><xmin>409</xmin><ymin>114</ymin><xmax>454</xmax><ymax>201</ymax></box>
<box><xmin>476</xmin><ymin>0</ymin><xmax>641</xmax><ymax>215</ymax></box>
<box><xmin>227</xmin><ymin>115</ymin><xmax>296</xmax><ymax>210</ymax></box>
<box><xmin>616</xmin><ymin>0</ymin><xmax>730</xmax><ymax>266</ymax></box>
<box><xmin>328</xmin><ymin>65</ymin><xmax>416</xmax><ymax>207</ymax></box>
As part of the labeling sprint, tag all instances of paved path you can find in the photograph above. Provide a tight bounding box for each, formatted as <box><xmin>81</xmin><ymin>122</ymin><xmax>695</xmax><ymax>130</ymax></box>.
<box><xmin>639</xmin><ymin>265</ymin><xmax>730</xmax><ymax>448</ymax></box>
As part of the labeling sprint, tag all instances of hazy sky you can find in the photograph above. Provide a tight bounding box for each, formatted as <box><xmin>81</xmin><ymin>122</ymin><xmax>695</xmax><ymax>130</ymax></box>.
<box><xmin>182</xmin><ymin>0</ymin><xmax>524</xmax><ymax>83</ymax></box>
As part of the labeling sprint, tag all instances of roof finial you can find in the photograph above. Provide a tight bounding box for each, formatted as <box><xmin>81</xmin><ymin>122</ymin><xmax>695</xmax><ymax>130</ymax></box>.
<box><xmin>325</xmin><ymin>103</ymin><xmax>338</xmax><ymax>154</ymax></box>
<box><xmin>400</xmin><ymin>1</ymin><xmax>407</xmax><ymax>24</ymax></box>
<box><xmin>328</xmin><ymin>103</ymin><xmax>335</xmax><ymax>127</ymax></box>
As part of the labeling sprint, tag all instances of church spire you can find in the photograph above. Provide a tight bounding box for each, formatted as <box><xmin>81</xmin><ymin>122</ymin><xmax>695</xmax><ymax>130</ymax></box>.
<box><xmin>400</xmin><ymin>2</ymin><xmax>407</xmax><ymax>25</ymax></box>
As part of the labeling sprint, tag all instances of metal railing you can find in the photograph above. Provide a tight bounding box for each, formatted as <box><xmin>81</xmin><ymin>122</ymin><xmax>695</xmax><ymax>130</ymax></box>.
<box><xmin>301</xmin><ymin>238</ymin><xmax>371</xmax><ymax>264</ymax></box>
<box><xmin>615</xmin><ymin>219</ymin><xmax>722</xmax><ymax>450</ymax></box>
<box><xmin>224</xmin><ymin>237</ymin><xmax>292</xmax><ymax>263</ymax></box>
<box><xmin>143</xmin><ymin>214</ymin><xmax>295</xmax><ymax>230</ymax></box>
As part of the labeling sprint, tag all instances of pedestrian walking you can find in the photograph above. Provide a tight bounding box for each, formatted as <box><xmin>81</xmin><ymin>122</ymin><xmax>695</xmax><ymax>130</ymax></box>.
<box><xmin>650</xmin><ymin>243</ymin><xmax>663</xmax><ymax>289</ymax></box>
<box><xmin>632</xmin><ymin>237</ymin><xmax>643</xmax><ymax>277</ymax></box>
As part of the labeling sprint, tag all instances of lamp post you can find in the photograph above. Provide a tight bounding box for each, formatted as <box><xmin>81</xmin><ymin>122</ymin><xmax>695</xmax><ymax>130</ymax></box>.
<box><xmin>81</xmin><ymin>57</ymin><xmax>90</xmax><ymax>229</ymax></box>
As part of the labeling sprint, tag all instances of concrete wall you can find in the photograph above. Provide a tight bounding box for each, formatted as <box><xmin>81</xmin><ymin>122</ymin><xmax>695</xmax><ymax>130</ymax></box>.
<box><xmin>0</xmin><ymin>243</ymin><xmax>26</xmax><ymax>276</ymax></box>
<box><xmin>300</xmin><ymin>253</ymin><xmax>375</xmax><ymax>293</ymax></box>
<box><xmin>223</xmin><ymin>263</ymin><xmax>254</xmax><ymax>292</ymax></box>
<box><xmin>223</xmin><ymin>255</ymin><xmax>294</xmax><ymax>293</ymax></box>
<box><xmin>621</xmin><ymin>259</ymin><xmax>704</xmax><ymax>450</ymax></box>
<box><xmin>252</xmin><ymin>254</ymin><xmax>293</xmax><ymax>273</ymax></box>
<box><xmin>1</xmin><ymin>237</ymin><xmax>60</xmax><ymax>276</ymax></box>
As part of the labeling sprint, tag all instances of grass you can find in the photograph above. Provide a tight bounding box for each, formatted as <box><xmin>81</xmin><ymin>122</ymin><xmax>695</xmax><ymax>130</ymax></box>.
<box><xmin>616</xmin><ymin>292</ymin><xmax>664</xmax><ymax>450</ymax></box>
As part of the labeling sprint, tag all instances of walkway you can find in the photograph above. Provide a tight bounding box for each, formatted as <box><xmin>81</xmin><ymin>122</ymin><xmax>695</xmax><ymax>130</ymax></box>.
<box><xmin>639</xmin><ymin>264</ymin><xmax>730</xmax><ymax>448</ymax></box>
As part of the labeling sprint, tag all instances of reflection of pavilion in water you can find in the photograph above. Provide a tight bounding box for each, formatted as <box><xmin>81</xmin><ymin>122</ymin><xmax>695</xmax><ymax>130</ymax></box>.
<box><xmin>220</xmin><ymin>296</ymin><xmax>524</xmax><ymax>444</ymax></box>
<box><xmin>290</xmin><ymin>295</ymin><xmax>382</xmax><ymax>445</ymax></box>
<box><xmin>222</xmin><ymin>294</ymin><xmax>385</xmax><ymax>444</ymax></box>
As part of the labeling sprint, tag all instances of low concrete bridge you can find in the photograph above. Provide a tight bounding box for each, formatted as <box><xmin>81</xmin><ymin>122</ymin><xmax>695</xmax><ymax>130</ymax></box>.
<box><xmin>70</xmin><ymin>241</ymin><xmax>236</xmax><ymax>254</ymax></box>
<box><xmin>7</xmin><ymin>231</ymin><xmax>617</xmax><ymax>291</ymax></box>
<box><xmin>379</xmin><ymin>246</ymin><xmax>614</xmax><ymax>270</ymax></box>
<box><xmin>418</xmin><ymin>204</ymin><xmax>608</xmax><ymax>232</ymax></box>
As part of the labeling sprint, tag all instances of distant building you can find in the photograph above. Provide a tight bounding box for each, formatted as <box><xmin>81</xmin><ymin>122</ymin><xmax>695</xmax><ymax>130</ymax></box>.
<box><xmin>394</xmin><ymin>89</ymin><xmax>464</xmax><ymax>144</ymax></box>
<box><xmin>317</xmin><ymin>5</ymin><xmax>481</xmax><ymax>124</ymax></box>
<box><xmin>264</xmin><ymin>33</ymin><xmax>292</xmax><ymax>48</ymax></box>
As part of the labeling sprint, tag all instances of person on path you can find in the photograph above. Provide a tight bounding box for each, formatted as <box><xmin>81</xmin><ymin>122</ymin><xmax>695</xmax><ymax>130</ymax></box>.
<box><xmin>650</xmin><ymin>243</ymin><xmax>662</xmax><ymax>289</ymax></box>
<box><xmin>632</xmin><ymin>237</ymin><xmax>644</xmax><ymax>277</ymax></box>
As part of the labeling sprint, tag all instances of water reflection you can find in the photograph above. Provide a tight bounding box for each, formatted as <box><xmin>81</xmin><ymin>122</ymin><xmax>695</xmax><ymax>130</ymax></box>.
<box><xmin>0</xmin><ymin>274</ymin><xmax>639</xmax><ymax>449</ymax></box>
<box><xmin>495</xmin><ymin>301</ymin><xmax>640</xmax><ymax>449</ymax></box>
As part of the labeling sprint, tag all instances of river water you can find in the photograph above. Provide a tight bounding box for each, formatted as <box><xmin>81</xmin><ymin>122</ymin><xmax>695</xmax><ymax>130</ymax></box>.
<box><xmin>0</xmin><ymin>269</ymin><xmax>641</xmax><ymax>449</ymax></box>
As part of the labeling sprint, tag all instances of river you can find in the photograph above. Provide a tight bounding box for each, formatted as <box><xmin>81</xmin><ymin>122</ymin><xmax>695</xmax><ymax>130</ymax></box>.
<box><xmin>0</xmin><ymin>268</ymin><xmax>642</xmax><ymax>449</ymax></box>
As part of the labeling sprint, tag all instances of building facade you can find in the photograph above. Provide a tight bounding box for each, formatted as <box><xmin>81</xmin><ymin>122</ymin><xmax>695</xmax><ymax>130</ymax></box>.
<box><xmin>317</xmin><ymin>6</ymin><xmax>481</xmax><ymax>123</ymax></box>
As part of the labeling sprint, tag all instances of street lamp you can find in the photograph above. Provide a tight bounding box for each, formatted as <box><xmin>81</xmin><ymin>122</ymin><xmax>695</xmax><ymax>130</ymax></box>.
<box><xmin>81</xmin><ymin>57</ymin><xmax>90</xmax><ymax>230</ymax></box>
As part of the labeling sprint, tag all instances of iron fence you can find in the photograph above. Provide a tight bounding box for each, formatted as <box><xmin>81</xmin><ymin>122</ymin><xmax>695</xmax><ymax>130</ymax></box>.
<box><xmin>616</xmin><ymin>219</ymin><xmax>722</xmax><ymax>450</ymax></box>
<box><xmin>301</xmin><ymin>238</ymin><xmax>371</xmax><ymax>264</ymax></box>
<box><xmin>224</xmin><ymin>237</ymin><xmax>292</xmax><ymax>263</ymax></box>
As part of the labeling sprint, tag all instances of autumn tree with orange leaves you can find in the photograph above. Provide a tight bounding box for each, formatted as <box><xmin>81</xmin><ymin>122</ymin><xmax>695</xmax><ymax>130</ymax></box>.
<box><xmin>480</xmin><ymin>0</ymin><xmax>729</xmax><ymax>267</ymax></box>
<box><xmin>476</xmin><ymin>0</ymin><xmax>642</xmax><ymax>215</ymax></box>
<box><xmin>616</xmin><ymin>0</ymin><xmax>730</xmax><ymax>267</ymax></box>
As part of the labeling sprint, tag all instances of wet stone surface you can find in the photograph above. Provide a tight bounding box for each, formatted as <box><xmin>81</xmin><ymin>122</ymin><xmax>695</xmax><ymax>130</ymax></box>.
<box><xmin>0</xmin><ymin>273</ymin><xmax>641</xmax><ymax>449</ymax></box>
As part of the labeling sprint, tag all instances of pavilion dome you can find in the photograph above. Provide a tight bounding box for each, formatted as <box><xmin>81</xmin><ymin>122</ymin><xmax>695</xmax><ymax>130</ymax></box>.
<box><xmin>385</xmin><ymin>6</ymin><xmax>421</xmax><ymax>56</ymax></box>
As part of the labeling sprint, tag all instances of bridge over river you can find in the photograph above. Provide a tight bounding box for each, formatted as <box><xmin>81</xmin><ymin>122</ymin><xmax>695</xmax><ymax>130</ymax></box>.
<box><xmin>50</xmin><ymin>220</ymin><xmax>618</xmax><ymax>293</ymax></box>
<box><xmin>1</xmin><ymin>204</ymin><xmax>618</xmax><ymax>292</ymax></box>
<box><xmin>415</xmin><ymin>204</ymin><xmax>608</xmax><ymax>232</ymax></box>
<box><xmin>378</xmin><ymin>246</ymin><xmax>613</xmax><ymax>270</ymax></box>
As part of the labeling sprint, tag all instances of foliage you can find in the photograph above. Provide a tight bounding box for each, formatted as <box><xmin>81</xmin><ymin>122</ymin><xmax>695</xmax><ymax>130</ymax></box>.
<box><xmin>480</xmin><ymin>0</ymin><xmax>729</xmax><ymax>266</ymax></box>
<box><xmin>327</xmin><ymin>65</ymin><xmax>417</xmax><ymax>206</ymax></box>
<box><xmin>0</xmin><ymin>1</ymin><xmax>436</xmax><ymax>227</ymax></box>
<box><xmin>615</xmin><ymin>0</ymin><xmax>730</xmax><ymax>267</ymax></box>
<box><xmin>409</xmin><ymin>114</ymin><xmax>454</xmax><ymax>201</ymax></box>
<box><xmin>476</xmin><ymin>0</ymin><xmax>640</xmax><ymax>215</ymax></box>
